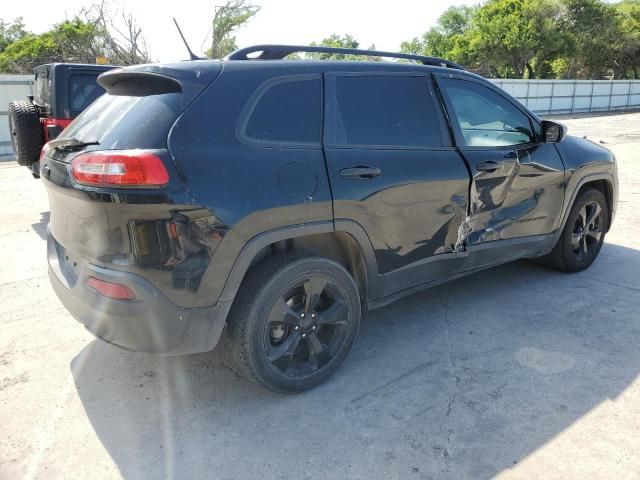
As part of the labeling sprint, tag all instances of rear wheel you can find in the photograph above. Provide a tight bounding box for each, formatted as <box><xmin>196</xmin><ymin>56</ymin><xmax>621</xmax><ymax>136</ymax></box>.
<box><xmin>227</xmin><ymin>253</ymin><xmax>361</xmax><ymax>393</ymax></box>
<box><xmin>544</xmin><ymin>188</ymin><xmax>608</xmax><ymax>272</ymax></box>
<box><xmin>8</xmin><ymin>101</ymin><xmax>43</xmax><ymax>167</ymax></box>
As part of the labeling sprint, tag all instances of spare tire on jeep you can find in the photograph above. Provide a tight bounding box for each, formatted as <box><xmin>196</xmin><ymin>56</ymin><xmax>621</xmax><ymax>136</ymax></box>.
<box><xmin>8</xmin><ymin>101</ymin><xmax>43</xmax><ymax>167</ymax></box>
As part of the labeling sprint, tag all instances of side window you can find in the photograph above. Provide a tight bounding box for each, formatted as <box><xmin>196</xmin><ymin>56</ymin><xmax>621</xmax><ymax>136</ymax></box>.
<box><xmin>441</xmin><ymin>78</ymin><xmax>533</xmax><ymax>147</ymax></box>
<box><xmin>69</xmin><ymin>74</ymin><xmax>106</xmax><ymax>116</ymax></box>
<box><xmin>243</xmin><ymin>76</ymin><xmax>321</xmax><ymax>145</ymax></box>
<box><xmin>332</xmin><ymin>75</ymin><xmax>443</xmax><ymax>148</ymax></box>
<box><xmin>35</xmin><ymin>70</ymin><xmax>51</xmax><ymax>108</ymax></box>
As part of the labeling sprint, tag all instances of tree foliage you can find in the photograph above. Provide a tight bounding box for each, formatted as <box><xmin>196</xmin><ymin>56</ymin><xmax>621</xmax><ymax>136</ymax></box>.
<box><xmin>306</xmin><ymin>34</ymin><xmax>382</xmax><ymax>61</ymax></box>
<box><xmin>308</xmin><ymin>34</ymin><xmax>359</xmax><ymax>60</ymax></box>
<box><xmin>0</xmin><ymin>3</ymin><xmax>149</xmax><ymax>73</ymax></box>
<box><xmin>207</xmin><ymin>0</ymin><xmax>260</xmax><ymax>59</ymax></box>
<box><xmin>402</xmin><ymin>0</ymin><xmax>640</xmax><ymax>79</ymax></box>
<box><xmin>0</xmin><ymin>18</ymin><xmax>28</xmax><ymax>53</ymax></box>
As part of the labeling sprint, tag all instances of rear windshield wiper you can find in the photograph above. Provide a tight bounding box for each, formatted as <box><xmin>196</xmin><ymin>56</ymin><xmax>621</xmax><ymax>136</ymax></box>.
<box><xmin>48</xmin><ymin>138</ymin><xmax>100</xmax><ymax>152</ymax></box>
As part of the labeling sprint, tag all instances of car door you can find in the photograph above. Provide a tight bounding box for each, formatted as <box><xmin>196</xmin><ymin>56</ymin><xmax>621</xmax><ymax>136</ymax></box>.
<box><xmin>435</xmin><ymin>74</ymin><xmax>565</xmax><ymax>268</ymax></box>
<box><xmin>323</xmin><ymin>72</ymin><xmax>471</xmax><ymax>294</ymax></box>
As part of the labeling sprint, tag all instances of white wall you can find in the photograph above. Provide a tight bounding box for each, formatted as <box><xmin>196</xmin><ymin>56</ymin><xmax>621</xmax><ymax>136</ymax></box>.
<box><xmin>491</xmin><ymin>79</ymin><xmax>640</xmax><ymax>115</ymax></box>
<box><xmin>0</xmin><ymin>75</ymin><xmax>34</xmax><ymax>156</ymax></box>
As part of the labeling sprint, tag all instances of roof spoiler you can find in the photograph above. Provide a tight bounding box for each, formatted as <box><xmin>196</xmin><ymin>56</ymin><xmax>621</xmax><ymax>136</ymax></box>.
<box><xmin>98</xmin><ymin>71</ymin><xmax>182</xmax><ymax>96</ymax></box>
<box><xmin>97</xmin><ymin>62</ymin><xmax>223</xmax><ymax>109</ymax></box>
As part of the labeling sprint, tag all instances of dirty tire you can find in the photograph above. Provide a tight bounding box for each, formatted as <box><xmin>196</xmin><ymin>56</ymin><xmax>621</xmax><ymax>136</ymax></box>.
<box><xmin>8</xmin><ymin>101</ymin><xmax>42</xmax><ymax>167</ymax></box>
<box><xmin>227</xmin><ymin>252</ymin><xmax>361</xmax><ymax>394</ymax></box>
<box><xmin>543</xmin><ymin>188</ymin><xmax>608</xmax><ymax>272</ymax></box>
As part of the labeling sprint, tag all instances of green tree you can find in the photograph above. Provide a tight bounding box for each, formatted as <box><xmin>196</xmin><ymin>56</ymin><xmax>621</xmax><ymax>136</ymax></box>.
<box><xmin>52</xmin><ymin>18</ymin><xmax>106</xmax><ymax>63</ymax></box>
<box><xmin>400</xmin><ymin>5</ymin><xmax>476</xmax><ymax>65</ymax></box>
<box><xmin>613</xmin><ymin>0</ymin><xmax>640</xmax><ymax>78</ymax></box>
<box><xmin>560</xmin><ymin>0</ymin><xmax>622</xmax><ymax>78</ymax></box>
<box><xmin>469</xmin><ymin>0</ymin><xmax>565</xmax><ymax>78</ymax></box>
<box><xmin>308</xmin><ymin>34</ymin><xmax>359</xmax><ymax>60</ymax></box>
<box><xmin>0</xmin><ymin>32</ymin><xmax>59</xmax><ymax>72</ymax></box>
<box><xmin>0</xmin><ymin>3</ymin><xmax>149</xmax><ymax>73</ymax></box>
<box><xmin>0</xmin><ymin>18</ymin><xmax>27</xmax><ymax>53</ymax></box>
<box><xmin>207</xmin><ymin>0</ymin><xmax>260</xmax><ymax>59</ymax></box>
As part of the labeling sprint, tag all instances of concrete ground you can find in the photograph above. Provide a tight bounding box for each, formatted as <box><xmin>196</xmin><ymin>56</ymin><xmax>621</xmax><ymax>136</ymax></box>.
<box><xmin>1</xmin><ymin>112</ymin><xmax>639</xmax><ymax>480</ymax></box>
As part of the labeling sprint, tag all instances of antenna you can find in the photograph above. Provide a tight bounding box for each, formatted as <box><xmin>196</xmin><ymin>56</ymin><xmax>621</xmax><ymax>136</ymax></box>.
<box><xmin>173</xmin><ymin>18</ymin><xmax>202</xmax><ymax>61</ymax></box>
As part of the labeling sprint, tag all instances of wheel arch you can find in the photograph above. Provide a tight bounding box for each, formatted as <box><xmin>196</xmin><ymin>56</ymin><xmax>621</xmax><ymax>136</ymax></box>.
<box><xmin>561</xmin><ymin>174</ymin><xmax>615</xmax><ymax>236</ymax></box>
<box><xmin>218</xmin><ymin>220</ymin><xmax>383</xmax><ymax>311</ymax></box>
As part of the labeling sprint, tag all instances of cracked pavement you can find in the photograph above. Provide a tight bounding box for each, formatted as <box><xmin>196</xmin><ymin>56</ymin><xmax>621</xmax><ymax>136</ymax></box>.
<box><xmin>1</xmin><ymin>111</ymin><xmax>640</xmax><ymax>479</ymax></box>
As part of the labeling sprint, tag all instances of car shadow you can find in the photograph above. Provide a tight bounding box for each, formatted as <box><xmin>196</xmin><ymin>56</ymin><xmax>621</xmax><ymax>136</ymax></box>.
<box><xmin>71</xmin><ymin>242</ymin><xmax>640</xmax><ymax>479</ymax></box>
<box><xmin>31</xmin><ymin>211</ymin><xmax>50</xmax><ymax>240</ymax></box>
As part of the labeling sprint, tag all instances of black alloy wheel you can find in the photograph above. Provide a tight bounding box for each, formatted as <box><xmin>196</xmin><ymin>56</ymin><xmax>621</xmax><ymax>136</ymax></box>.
<box><xmin>228</xmin><ymin>253</ymin><xmax>361</xmax><ymax>393</ymax></box>
<box><xmin>570</xmin><ymin>200</ymin><xmax>604</xmax><ymax>263</ymax></box>
<box><xmin>264</xmin><ymin>276</ymin><xmax>349</xmax><ymax>376</ymax></box>
<box><xmin>543</xmin><ymin>188</ymin><xmax>608</xmax><ymax>272</ymax></box>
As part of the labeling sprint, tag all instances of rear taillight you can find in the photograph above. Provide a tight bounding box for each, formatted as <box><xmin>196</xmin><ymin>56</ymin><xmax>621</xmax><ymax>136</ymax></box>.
<box><xmin>42</xmin><ymin>118</ymin><xmax>73</xmax><ymax>141</ymax></box>
<box><xmin>87</xmin><ymin>277</ymin><xmax>136</xmax><ymax>300</ymax></box>
<box><xmin>70</xmin><ymin>150</ymin><xmax>169</xmax><ymax>187</ymax></box>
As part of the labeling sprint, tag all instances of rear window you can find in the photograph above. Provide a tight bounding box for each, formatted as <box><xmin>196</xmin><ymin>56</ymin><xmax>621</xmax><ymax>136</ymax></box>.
<box><xmin>332</xmin><ymin>75</ymin><xmax>442</xmax><ymax>148</ymax></box>
<box><xmin>68</xmin><ymin>74</ymin><xmax>105</xmax><ymax>116</ymax></box>
<box><xmin>240</xmin><ymin>75</ymin><xmax>321</xmax><ymax>145</ymax></box>
<box><xmin>59</xmin><ymin>92</ymin><xmax>182</xmax><ymax>150</ymax></box>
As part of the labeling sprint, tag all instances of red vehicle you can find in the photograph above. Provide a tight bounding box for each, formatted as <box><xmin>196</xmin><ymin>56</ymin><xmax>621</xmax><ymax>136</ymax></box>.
<box><xmin>8</xmin><ymin>63</ymin><xmax>115</xmax><ymax>177</ymax></box>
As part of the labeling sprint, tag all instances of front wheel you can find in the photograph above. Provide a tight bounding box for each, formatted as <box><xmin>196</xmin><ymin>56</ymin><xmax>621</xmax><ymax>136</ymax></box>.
<box><xmin>544</xmin><ymin>188</ymin><xmax>608</xmax><ymax>272</ymax></box>
<box><xmin>227</xmin><ymin>253</ymin><xmax>361</xmax><ymax>393</ymax></box>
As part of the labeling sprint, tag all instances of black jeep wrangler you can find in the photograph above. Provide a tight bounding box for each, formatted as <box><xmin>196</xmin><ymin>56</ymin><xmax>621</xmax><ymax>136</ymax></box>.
<box><xmin>41</xmin><ymin>45</ymin><xmax>618</xmax><ymax>393</ymax></box>
<box><xmin>8</xmin><ymin>63</ymin><xmax>114</xmax><ymax>177</ymax></box>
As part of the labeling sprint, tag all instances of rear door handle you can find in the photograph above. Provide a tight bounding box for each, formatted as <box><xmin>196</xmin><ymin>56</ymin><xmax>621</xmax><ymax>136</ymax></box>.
<box><xmin>340</xmin><ymin>167</ymin><xmax>382</xmax><ymax>180</ymax></box>
<box><xmin>476</xmin><ymin>161</ymin><xmax>503</xmax><ymax>172</ymax></box>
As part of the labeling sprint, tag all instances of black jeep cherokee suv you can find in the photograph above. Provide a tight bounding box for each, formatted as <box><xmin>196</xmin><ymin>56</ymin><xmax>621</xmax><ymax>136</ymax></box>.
<box><xmin>41</xmin><ymin>45</ymin><xmax>618</xmax><ymax>393</ymax></box>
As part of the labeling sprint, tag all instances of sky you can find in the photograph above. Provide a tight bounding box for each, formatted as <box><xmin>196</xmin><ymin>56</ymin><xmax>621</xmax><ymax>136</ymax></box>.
<box><xmin>2</xmin><ymin>0</ymin><xmax>478</xmax><ymax>62</ymax></box>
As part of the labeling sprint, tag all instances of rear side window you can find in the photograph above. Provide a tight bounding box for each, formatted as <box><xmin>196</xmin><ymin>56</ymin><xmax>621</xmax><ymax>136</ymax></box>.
<box><xmin>241</xmin><ymin>76</ymin><xmax>321</xmax><ymax>145</ymax></box>
<box><xmin>69</xmin><ymin>74</ymin><xmax>105</xmax><ymax>116</ymax></box>
<box><xmin>59</xmin><ymin>92</ymin><xmax>181</xmax><ymax>149</ymax></box>
<box><xmin>331</xmin><ymin>75</ymin><xmax>443</xmax><ymax>148</ymax></box>
<box><xmin>34</xmin><ymin>69</ymin><xmax>51</xmax><ymax>108</ymax></box>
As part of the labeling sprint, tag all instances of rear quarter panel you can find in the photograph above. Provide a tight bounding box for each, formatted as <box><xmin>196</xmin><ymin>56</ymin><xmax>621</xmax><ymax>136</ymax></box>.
<box><xmin>168</xmin><ymin>62</ymin><xmax>334</xmax><ymax>303</ymax></box>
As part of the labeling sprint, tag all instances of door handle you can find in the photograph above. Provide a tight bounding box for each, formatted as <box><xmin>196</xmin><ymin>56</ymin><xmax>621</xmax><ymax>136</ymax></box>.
<box><xmin>340</xmin><ymin>166</ymin><xmax>382</xmax><ymax>180</ymax></box>
<box><xmin>476</xmin><ymin>161</ymin><xmax>502</xmax><ymax>172</ymax></box>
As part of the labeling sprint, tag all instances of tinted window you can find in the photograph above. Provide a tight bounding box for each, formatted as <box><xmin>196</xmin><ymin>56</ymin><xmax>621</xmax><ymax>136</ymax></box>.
<box><xmin>333</xmin><ymin>75</ymin><xmax>442</xmax><ymax>147</ymax></box>
<box><xmin>244</xmin><ymin>77</ymin><xmax>321</xmax><ymax>144</ymax></box>
<box><xmin>59</xmin><ymin>92</ymin><xmax>181</xmax><ymax>149</ymax></box>
<box><xmin>442</xmin><ymin>78</ymin><xmax>533</xmax><ymax>147</ymax></box>
<box><xmin>69</xmin><ymin>74</ymin><xmax>106</xmax><ymax>115</ymax></box>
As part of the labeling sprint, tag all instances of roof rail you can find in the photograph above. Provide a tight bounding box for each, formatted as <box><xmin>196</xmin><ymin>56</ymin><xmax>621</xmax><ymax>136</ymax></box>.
<box><xmin>225</xmin><ymin>44</ymin><xmax>465</xmax><ymax>70</ymax></box>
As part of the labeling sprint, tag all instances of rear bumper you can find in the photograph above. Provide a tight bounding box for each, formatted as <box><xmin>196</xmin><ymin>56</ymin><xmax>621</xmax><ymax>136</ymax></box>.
<box><xmin>48</xmin><ymin>227</ymin><xmax>229</xmax><ymax>355</ymax></box>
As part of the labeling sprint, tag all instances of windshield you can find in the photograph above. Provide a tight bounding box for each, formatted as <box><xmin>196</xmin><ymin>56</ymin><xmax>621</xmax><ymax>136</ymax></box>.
<box><xmin>60</xmin><ymin>92</ymin><xmax>182</xmax><ymax>150</ymax></box>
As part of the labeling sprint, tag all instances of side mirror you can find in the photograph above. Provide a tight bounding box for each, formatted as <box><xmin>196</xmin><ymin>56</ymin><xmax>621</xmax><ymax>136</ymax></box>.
<box><xmin>541</xmin><ymin>120</ymin><xmax>567</xmax><ymax>143</ymax></box>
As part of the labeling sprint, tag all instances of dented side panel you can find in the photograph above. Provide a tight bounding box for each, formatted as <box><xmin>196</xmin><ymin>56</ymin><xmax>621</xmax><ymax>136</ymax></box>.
<box><xmin>325</xmin><ymin>148</ymin><xmax>470</xmax><ymax>279</ymax></box>
<box><xmin>458</xmin><ymin>143</ymin><xmax>565</xmax><ymax>249</ymax></box>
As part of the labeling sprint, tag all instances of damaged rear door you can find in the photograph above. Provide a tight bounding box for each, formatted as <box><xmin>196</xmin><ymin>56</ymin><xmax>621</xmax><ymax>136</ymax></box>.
<box><xmin>323</xmin><ymin>72</ymin><xmax>470</xmax><ymax>295</ymax></box>
<box><xmin>436</xmin><ymin>74</ymin><xmax>565</xmax><ymax>267</ymax></box>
